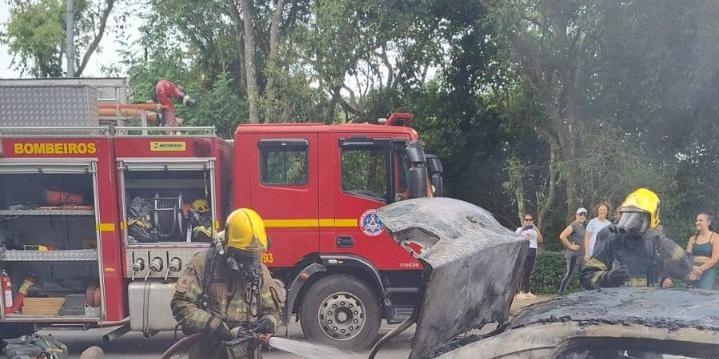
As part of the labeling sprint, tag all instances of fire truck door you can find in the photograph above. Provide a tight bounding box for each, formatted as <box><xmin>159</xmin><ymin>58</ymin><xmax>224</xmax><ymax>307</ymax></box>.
<box><xmin>325</xmin><ymin>135</ymin><xmax>418</xmax><ymax>270</ymax></box>
<box><xmin>250</xmin><ymin>135</ymin><xmax>319</xmax><ymax>268</ymax></box>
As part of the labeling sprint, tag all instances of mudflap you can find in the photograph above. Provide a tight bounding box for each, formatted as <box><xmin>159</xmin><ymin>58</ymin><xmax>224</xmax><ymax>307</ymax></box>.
<box><xmin>376</xmin><ymin>198</ymin><xmax>527</xmax><ymax>359</ymax></box>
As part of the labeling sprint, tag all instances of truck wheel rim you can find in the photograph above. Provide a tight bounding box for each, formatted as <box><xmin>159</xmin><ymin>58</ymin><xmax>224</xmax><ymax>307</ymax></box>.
<box><xmin>317</xmin><ymin>291</ymin><xmax>366</xmax><ymax>341</ymax></box>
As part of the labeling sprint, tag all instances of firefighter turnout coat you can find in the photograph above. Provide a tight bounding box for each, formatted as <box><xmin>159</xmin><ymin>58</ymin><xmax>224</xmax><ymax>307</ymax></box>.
<box><xmin>581</xmin><ymin>227</ymin><xmax>692</xmax><ymax>289</ymax></box>
<box><xmin>171</xmin><ymin>249</ymin><xmax>285</xmax><ymax>358</ymax></box>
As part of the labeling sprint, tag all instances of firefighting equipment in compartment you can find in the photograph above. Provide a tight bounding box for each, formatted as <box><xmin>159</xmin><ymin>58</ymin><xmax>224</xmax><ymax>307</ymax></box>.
<box><xmin>22</xmin><ymin>245</ymin><xmax>48</xmax><ymax>251</ymax></box>
<box><xmin>152</xmin><ymin>192</ymin><xmax>184</xmax><ymax>238</ymax></box>
<box><xmin>43</xmin><ymin>189</ymin><xmax>84</xmax><ymax>206</ymax></box>
<box><xmin>189</xmin><ymin>199</ymin><xmax>212</xmax><ymax>241</ymax></box>
<box><xmin>127</xmin><ymin>194</ymin><xmax>185</xmax><ymax>242</ymax></box>
<box><xmin>617</xmin><ymin>188</ymin><xmax>660</xmax><ymax>235</ymax></box>
<box><xmin>225</xmin><ymin>208</ymin><xmax>268</xmax><ymax>253</ymax></box>
<box><xmin>2</xmin><ymin>270</ymin><xmax>13</xmax><ymax>311</ymax></box>
<box><xmin>59</xmin><ymin>294</ymin><xmax>87</xmax><ymax>316</ymax></box>
<box><xmin>191</xmin><ymin>199</ymin><xmax>210</xmax><ymax>213</ymax></box>
<box><xmin>127</xmin><ymin>196</ymin><xmax>159</xmax><ymax>243</ymax></box>
<box><xmin>8</xmin><ymin>274</ymin><xmax>35</xmax><ymax>314</ymax></box>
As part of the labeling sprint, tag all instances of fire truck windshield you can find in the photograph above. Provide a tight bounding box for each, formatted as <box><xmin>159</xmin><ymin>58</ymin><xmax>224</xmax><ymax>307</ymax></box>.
<box><xmin>340</xmin><ymin>139</ymin><xmax>433</xmax><ymax>203</ymax></box>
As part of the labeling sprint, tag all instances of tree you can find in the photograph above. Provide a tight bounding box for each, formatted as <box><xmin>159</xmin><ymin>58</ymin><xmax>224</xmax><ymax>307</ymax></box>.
<box><xmin>484</xmin><ymin>0</ymin><xmax>613</xmax><ymax>216</ymax></box>
<box><xmin>294</xmin><ymin>0</ymin><xmax>448</xmax><ymax>122</ymax></box>
<box><xmin>2</xmin><ymin>0</ymin><xmax>117</xmax><ymax>77</ymax></box>
<box><xmin>235</xmin><ymin>0</ymin><xmax>260</xmax><ymax>123</ymax></box>
<box><xmin>136</xmin><ymin>0</ymin><xmax>306</xmax><ymax>123</ymax></box>
<box><xmin>487</xmin><ymin>0</ymin><xmax>719</xmax><ymax>240</ymax></box>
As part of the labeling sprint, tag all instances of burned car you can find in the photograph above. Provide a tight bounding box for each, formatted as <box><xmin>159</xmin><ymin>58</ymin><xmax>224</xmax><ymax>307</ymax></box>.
<box><xmin>372</xmin><ymin>198</ymin><xmax>719</xmax><ymax>359</ymax></box>
<box><xmin>440</xmin><ymin>288</ymin><xmax>719</xmax><ymax>358</ymax></box>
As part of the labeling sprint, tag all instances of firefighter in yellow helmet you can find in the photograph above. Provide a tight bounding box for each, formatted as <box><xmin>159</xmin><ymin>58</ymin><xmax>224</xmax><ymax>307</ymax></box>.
<box><xmin>171</xmin><ymin>208</ymin><xmax>285</xmax><ymax>358</ymax></box>
<box><xmin>581</xmin><ymin>188</ymin><xmax>692</xmax><ymax>289</ymax></box>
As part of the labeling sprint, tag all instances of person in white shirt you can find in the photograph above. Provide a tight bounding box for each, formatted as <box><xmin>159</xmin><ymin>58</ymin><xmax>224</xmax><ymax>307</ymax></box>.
<box><xmin>584</xmin><ymin>202</ymin><xmax>612</xmax><ymax>262</ymax></box>
<box><xmin>515</xmin><ymin>213</ymin><xmax>543</xmax><ymax>299</ymax></box>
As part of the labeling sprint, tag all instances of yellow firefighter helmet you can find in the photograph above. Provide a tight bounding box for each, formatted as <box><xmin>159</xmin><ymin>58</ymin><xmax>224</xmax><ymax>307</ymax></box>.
<box><xmin>620</xmin><ymin>188</ymin><xmax>660</xmax><ymax>229</ymax></box>
<box><xmin>191</xmin><ymin>199</ymin><xmax>210</xmax><ymax>213</ymax></box>
<box><xmin>225</xmin><ymin>208</ymin><xmax>268</xmax><ymax>252</ymax></box>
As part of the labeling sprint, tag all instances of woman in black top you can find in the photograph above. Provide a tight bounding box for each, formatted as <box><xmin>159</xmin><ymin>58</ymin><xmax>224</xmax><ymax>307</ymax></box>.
<box><xmin>558</xmin><ymin>207</ymin><xmax>587</xmax><ymax>295</ymax></box>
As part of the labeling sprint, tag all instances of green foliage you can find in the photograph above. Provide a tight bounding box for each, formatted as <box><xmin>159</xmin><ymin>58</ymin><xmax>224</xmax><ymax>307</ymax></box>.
<box><xmin>188</xmin><ymin>74</ymin><xmax>247</xmax><ymax>138</ymax></box>
<box><xmin>2</xmin><ymin>0</ymin><xmax>116</xmax><ymax>77</ymax></box>
<box><xmin>529</xmin><ymin>251</ymin><xmax>581</xmax><ymax>295</ymax></box>
<box><xmin>2</xmin><ymin>0</ymin><xmax>67</xmax><ymax>77</ymax></box>
<box><xmin>261</xmin><ymin>64</ymin><xmax>328</xmax><ymax>123</ymax></box>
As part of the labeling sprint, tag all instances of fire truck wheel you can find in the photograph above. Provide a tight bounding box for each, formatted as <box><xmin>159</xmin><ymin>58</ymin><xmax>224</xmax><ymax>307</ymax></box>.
<box><xmin>0</xmin><ymin>323</ymin><xmax>34</xmax><ymax>339</ymax></box>
<box><xmin>299</xmin><ymin>274</ymin><xmax>381</xmax><ymax>350</ymax></box>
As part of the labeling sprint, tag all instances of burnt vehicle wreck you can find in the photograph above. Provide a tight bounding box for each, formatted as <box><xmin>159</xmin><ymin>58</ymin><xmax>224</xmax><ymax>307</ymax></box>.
<box><xmin>440</xmin><ymin>288</ymin><xmax>719</xmax><ymax>358</ymax></box>
<box><xmin>373</xmin><ymin>198</ymin><xmax>719</xmax><ymax>359</ymax></box>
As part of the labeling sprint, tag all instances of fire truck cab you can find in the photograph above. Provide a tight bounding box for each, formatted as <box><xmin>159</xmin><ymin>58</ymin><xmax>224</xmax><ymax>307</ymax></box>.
<box><xmin>233</xmin><ymin>116</ymin><xmax>439</xmax><ymax>349</ymax></box>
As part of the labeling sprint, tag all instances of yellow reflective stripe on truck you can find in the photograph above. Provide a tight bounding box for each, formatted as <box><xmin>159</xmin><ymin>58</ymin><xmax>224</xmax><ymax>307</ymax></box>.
<box><xmin>97</xmin><ymin>223</ymin><xmax>116</xmax><ymax>232</ymax></box>
<box><xmin>334</xmin><ymin>219</ymin><xmax>358</xmax><ymax>227</ymax></box>
<box><xmin>263</xmin><ymin>219</ymin><xmax>358</xmax><ymax>228</ymax></box>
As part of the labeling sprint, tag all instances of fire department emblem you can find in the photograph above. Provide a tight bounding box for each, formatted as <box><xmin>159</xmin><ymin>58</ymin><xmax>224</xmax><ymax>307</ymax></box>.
<box><xmin>359</xmin><ymin>209</ymin><xmax>384</xmax><ymax>237</ymax></box>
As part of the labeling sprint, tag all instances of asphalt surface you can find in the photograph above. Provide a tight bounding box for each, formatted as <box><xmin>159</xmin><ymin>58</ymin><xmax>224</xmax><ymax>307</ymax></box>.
<box><xmin>1</xmin><ymin>295</ymin><xmax>551</xmax><ymax>358</ymax></box>
<box><xmin>32</xmin><ymin>321</ymin><xmax>413</xmax><ymax>359</ymax></box>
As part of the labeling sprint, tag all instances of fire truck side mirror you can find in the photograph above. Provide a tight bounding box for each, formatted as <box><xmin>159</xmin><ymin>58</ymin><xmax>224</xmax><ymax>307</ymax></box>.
<box><xmin>406</xmin><ymin>142</ymin><xmax>428</xmax><ymax>199</ymax></box>
<box><xmin>405</xmin><ymin>142</ymin><xmax>426</xmax><ymax>163</ymax></box>
<box><xmin>408</xmin><ymin>165</ymin><xmax>428</xmax><ymax>198</ymax></box>
<box><xmin>426</xmin><ymin>154</ymin><xmax>444</xmax><ymax>197</ymax></box>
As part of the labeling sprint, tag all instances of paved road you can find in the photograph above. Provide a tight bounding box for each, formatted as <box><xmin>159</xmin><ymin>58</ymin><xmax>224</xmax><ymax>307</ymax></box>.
<box><xmin>21</xmin><ymin>295</ymin><xmax>551</xmax><ymax>359</ymax></box>
<box><xmin>34</xmin><ymin>321</ymin><xmax>413</xmax><ymax>359</ymax></box>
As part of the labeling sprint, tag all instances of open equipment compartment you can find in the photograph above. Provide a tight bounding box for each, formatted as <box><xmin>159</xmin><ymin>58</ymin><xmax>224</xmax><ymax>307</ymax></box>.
<box><xmin>114</xmin><ymin>127</ymin><xmax>231</xmax><ymax>284</ymax></box>
<box><xmin>0</xmin><ymin>160</ymin><xmax>103</xmax><ymax>321</ymax></box>
<box><xmin>118</xmin><ymin>161</ymin><xmax>216</xmax><ymax>244</ymax></box>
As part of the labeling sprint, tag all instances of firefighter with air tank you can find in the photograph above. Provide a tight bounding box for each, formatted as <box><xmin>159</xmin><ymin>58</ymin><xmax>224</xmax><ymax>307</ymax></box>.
<box><xmin>581</xmin><ymin>188</ymin><xmax>693</xmax><ymax>289</ymax></box>
<box><xmin>171</xmin><ymin>208</ymin><xmax>286</xmax><ymax>358</ymax></box>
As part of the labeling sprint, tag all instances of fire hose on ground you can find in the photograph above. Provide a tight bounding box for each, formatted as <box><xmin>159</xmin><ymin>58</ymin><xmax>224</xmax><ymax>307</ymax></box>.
<box><xmin>158</xmin><ymin>332</ymin><xmax>273</xmax><ymax>359</ymax></box>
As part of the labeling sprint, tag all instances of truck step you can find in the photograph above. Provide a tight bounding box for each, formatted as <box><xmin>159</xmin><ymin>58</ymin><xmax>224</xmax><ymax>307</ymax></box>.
<box><xmin>387</xmin><ymin>305</ymin><xmax>415</xmax><ymax>324</ymax></box>
<box><xmin>386</xmin><ymin>287</ymin><xmax>419</xmax><ymax>293</ymax></box>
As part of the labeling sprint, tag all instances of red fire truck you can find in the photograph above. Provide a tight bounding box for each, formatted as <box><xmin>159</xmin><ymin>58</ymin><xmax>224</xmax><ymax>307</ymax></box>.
<box><xmin>0</xmin><ymin>116</ymin><xmax>442</xmax><ymax>350</ymax></box>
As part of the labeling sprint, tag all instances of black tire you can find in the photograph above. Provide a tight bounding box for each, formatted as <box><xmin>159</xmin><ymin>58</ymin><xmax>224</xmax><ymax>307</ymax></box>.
<box><xmin>299</xmin><ymin>274</ymin><xmax>381</xmax><ymax>351</ymax></box>
<box><xmin>0</xmin><ymin>323</ymin><xmax>34</xmax><ymax>340</ymax></box>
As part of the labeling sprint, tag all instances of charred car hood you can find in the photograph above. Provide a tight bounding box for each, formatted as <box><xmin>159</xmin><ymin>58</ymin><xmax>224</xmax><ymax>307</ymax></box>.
<box><xmin>512</xmin><ymin>287</ymin><xmax>719</xmax><ymax>330</ymax></box>
<box><xmin>377</xmin><ymin>197</ymin><xmax>527</xmax><ymax>359</ymax></box>
<box><xmin>440</xmin><ymin>287</ymin><xmax>719</xmax><ymax>358</ymax></box>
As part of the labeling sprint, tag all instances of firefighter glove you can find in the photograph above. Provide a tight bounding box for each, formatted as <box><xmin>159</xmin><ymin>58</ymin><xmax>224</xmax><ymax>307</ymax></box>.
<box><xmin>252</xmin><ymin>317</ymin><xmax>276</xmax><ymax>334</ymax></box>
<box><xmin>214</xmin><ymin>320</ymin><xmax>232</xmax><ymax>340</ymax></box>
<box><xmin>606</xmin><ymin>265</ymin><xmax>629</xmax><ymax>287</ymax></box>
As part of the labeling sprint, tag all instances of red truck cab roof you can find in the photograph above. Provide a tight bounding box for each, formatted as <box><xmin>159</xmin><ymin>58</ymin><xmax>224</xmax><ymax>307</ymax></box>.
<box><xmin>235</xmin><ymin>122</ymin><xmax>419</xmax><ymax>140</ymax></box>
